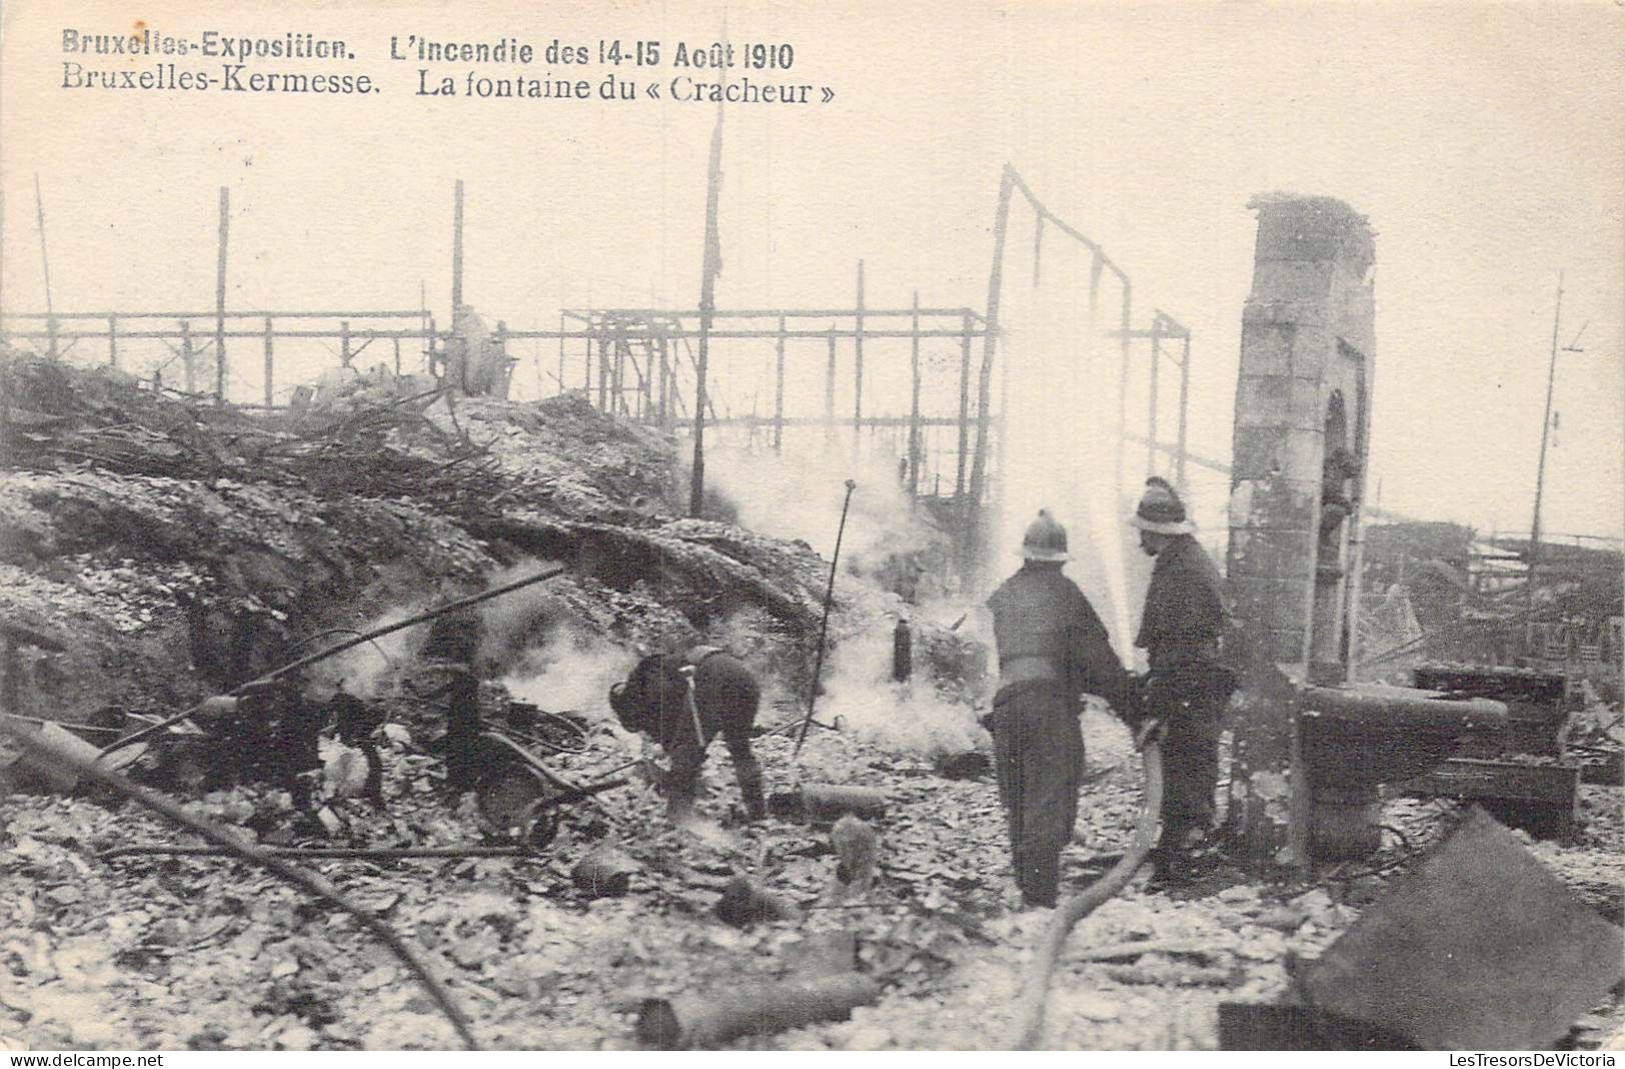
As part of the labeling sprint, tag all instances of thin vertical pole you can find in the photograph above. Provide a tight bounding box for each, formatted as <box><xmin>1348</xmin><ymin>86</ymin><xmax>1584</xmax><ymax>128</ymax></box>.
<box><xmin>1175</xmin><ymin>333</ymin><xmax>1191</xmax><ymax>495</ymax></box>
<box><xmin>612</xmin><ymin>334</ymin><xmax>626</xmax><ymax>414</ymax></box>
<box><xmin>824</xmin><ymin>326</ymin><xmax>836</xmax><ymax>441</ymax></box>
<box><xmin>420</xmin><ymin>280</ymin><xmax>431</xmax><ymax>375</ymax></box>
<box><xmin>494</xmin><ymin>321</ymin><xmax>509</xmax><ymax>399</ymax></box>
<box><xmin>557</xmin><ymin>313</ymin><xmax>567</xmax><ymax>396</ymax></box>
<box><xmin>908</xmin><ymin>291</ymin><xmax>922</xmax><ymax>495</ymax></box>
<box><xmin>451</xmin><ymin>180</ymin><xmax>464</xmax><ymax>315</ymax></box>
<box><xmin>582</xmin><ymin>319</ymin><xmax>593</xmax><ymax>391</ymax></box>
<box><xmin>1147</xmin><ymin>314</ymin><xmax>1163</xmax><ymax>479</ymax></box>
<box><xmin>597</xmin><ymin>332</ymin><xmax>610</xmax><ymax>409</ymax></box>
<box><xmin>180</xmin><ymin>320</ymin><xmax>195</xmax><ymax>394</ymax></box>
<box><xmin>214</xmin><ymin>186</ymin><xmax>229</xmax><ymax>405</ymax></box>
<box><xmin>107</xmin><ymin>316</ymin><xmax>118</xmax><ymax>368</ymax></box>
<box><xmin>0</xmin><ymin>191</ymin><xmax>6</xmax><ymax>343</ymax></box>
<box><xmin>658</xmin><ymin>336</ymin><xmax>671</xmax><ymax>427</ymax></box>
<box><xmin>688</xmin><ymin>83</ymin><xmax>726</xmax><ymax>518</ymax></box>
<box><xmin>263</xmin><ymin>317</ymin><xmax>274</xmax><ymax>407</ymax></box>
<box><xmin>340</xmin><ymin>320</ymin><xmax>352</xmax><ymax>366</ymax></box>
<box><xmin>34</xmin><ymin>175</ymin><xmax>56</xmax><ymax>359</ymax></box>
<box><xmin>393</xmin><ymin>336</ymin><xmax>402</xmax><ymax>377</ymax></box>
<box><xmin>1116</xmin><ymin>278</ymin><xmax>1132</xmax><ymax>498</ymax></box>
<box><xmin>853</xmin><ymin>260</ymin><xmax>865</xmax><ymax>454</ymax></box>
<box><xmin>773</xmin><ymin>315</ymin><xmax>786</xmax><ymax>452</ymax></box>
<box><xmin>1527</xmin><ymin>269</ymin><xmax>1565</xmax><ymax>629</ymax></box>
<box><xmin>968</xmin><ymin>166</ymin><xmax>1015</xmax><ymax>530</ymax></box>
<box><xmin>955</xmin><ymin>312</ymin><xmax>972</xmax><ymax>498</ymax></box>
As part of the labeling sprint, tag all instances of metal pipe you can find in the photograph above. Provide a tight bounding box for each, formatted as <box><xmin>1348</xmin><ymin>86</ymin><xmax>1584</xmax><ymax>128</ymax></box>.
<box><xmin>102</xmin><ymin>566</ymin><xmax>567</xmax><ymax>756</ymax></box>
<box><xmin>794</xmin><ymin>479</ymin><xmax>858</xmax><ymax>757</ymax></box>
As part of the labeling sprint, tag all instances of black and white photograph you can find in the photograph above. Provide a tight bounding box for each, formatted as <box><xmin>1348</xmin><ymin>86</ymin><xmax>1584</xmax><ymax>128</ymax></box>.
<box><xmin>0</xmin><ymin>0</ymin><xmax>1621</xmax><ymax>1054</ymax></box>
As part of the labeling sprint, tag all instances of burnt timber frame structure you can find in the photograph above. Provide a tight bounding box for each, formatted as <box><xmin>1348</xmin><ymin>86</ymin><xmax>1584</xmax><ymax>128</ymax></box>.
<box><xmin>1</xmin><ymin>171</ymin><xmax>1201</xmax><ymax>580</ymax></box>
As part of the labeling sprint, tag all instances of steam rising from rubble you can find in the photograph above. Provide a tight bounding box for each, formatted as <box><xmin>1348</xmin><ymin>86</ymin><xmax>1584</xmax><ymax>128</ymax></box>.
<box><xmin>499</xmin><ymin>623</ymin><xmax>638</xmax><ymax>720</ymax></box>
<box><xmin>307</xmin><ymin>603</ymin><xmax>422</xmax><ymax>698</ymax></box>
<box><xmin>819</xmin><ymin>625</ymin><xmax>989</xmax><ymax>758</ymax></box>
<box><xmin>698</xmin><ymin>445</ymin><xmax>940</xmax><ymax>580</ymax></box>
<box><xmin>474</xmin><ymin>561</ymin><xmax>639</xmax><ymax>718</ymax></box>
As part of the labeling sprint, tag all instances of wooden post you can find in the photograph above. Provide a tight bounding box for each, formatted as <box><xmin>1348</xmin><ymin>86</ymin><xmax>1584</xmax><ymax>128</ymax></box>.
<box><xmin>657</xmin><ymin>335</ymin><xmax>670</xmax><ymax>427</ymax></box>
<box><xmin>1527</xmin><ymin>271</ymin><xmax>1566</xmax><ymax>627</ymax></box>
<box><xmin>340</xmin><ymin>320</ymin><xmax>352</xmax><ymax>366</ymax></box>
<box><xmin>107</xmin><ymin>315</ymin><xmax>118</xmax><ymax>368</ymax></box>
<box><xmin>557</xmin><ymin>313</ymin><xmax>567</xmax><ymax>397</ymax></box>
<box><xmin>1175</xmin><ymin>333</ymin><xmax>1191</xmax><ymax>495</ymax></box>
<box><xmin>451</xmin><ymin>180</ymin><xmax>464</xmax><ymax>315</ymax></box>
<box><xmin>908</xmin><ymin>291</ymin><xmax>922</xmax><ymax>496</ymax></box>
<box><xmin>612</xmin><ymin>333</ymin><xmax>625</xmax><ymax>414</ymax></box>
<box><xmin>495</xmin><ymin>321</ymin><xmax>509</xmax><ymax>398</ymax></box>
<box><xmin>0</xmin><ymin>191</ymin><xmax>6</xmax><ymax>343</ymax></box>
<box><xmin>1147</xmin><ymin>314</ymin><xmax>1163</xmax><ymax>479</ymax></box>
<box><xmin>215</xmin><ymin>186</ymin><xmax>229</xmax><ymax>405</ymax></box>
<box><xmin>33</xmin><ymin>175</ymin><xmax>56</xmax><ymax>359</ymax></box>
<box><xmin>773</xmin><ymin>315</ymin><xmax>786</xmax><ymax>452</ymax></box>
<box><xmin>393</xmin><ymin>335</ymin><xmax>402</xmax><ymax>377</ymax></box>
<box><xmin>1116</xmin><ymin>280</ymin><xmax>1132</xmax><ymax>495</ymax></box>
<box><xmin>825</xmin><ymin>326</ymin><xmax>837</xmax><ymax>441</ymax></box>
<box><xmin>853</xmin><ymin>260</ymin><xmax>865</xmax><ymax>454</ymax></box>
<box><xmin>180</xmin><ymin>320</ymin><xmax>195</xmax><ymax>394</ymax></box>
<box><xmin>967</xmin><ymin>166</ymin><xmax>1015</xmax><ymax>539</ymax></box>
<box><xmin>263</xmin><ymin>317</ymin><xmax>274</xmax><ymax>407</ymax></box>
<box><xmin>956</xmin><ymin>312</ymin><xmax>972</xmax><ymax>498</ymax></box>
<box><xmin>597</xmin><ymin>331</ymin><xmax>610</xmax><ymax>409</ymax></box>
<box><xmin>688</xmin><ymin>92</ymin><xmax>725</xmax><ymax>519</ymax></box>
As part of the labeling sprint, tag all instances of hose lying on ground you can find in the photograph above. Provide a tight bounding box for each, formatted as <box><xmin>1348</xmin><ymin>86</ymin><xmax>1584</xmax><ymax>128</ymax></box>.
<box><xmin>1009</xmin><ymin>740</ymin><xmax>1164</xmax><ymax>1050</ymax></box>
<box><xmin>1</xmin><ymin>717</ymin><xmax>480</xmax><ymax>1050</ymax></box>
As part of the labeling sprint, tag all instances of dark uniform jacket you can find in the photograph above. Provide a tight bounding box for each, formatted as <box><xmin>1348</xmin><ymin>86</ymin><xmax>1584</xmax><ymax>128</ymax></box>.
<box><xmin>987</xmin><ymin>562</ymin><xmax>1128</xmax><ymax>709</ymax></box>
<box><xmin>1135</xmin><ymin>535</ymin><xmax>1227</xmax><ymax>670</ymax></box>
<box><xmin>1134</xmin><ymin>534</ymin><xmax>1234</xmax><ymax>719</ymax></box>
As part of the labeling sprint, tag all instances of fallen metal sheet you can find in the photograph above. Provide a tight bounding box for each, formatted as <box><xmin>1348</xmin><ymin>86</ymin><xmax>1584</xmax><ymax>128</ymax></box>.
<box><xmin>1299</xmin><ymin>806</ymin><xmax>1624</xmax><ymax>1050</ymax></box>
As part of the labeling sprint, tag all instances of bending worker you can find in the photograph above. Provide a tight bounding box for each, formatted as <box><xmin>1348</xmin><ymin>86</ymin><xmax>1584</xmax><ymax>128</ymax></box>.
<box><xmin>1129</xmin><ymin>477</ymin><xmax>1237</xmax><ymax>888</ymax></box>
<box><xmin>986</xmin><ymin>510</ymin><xmax>1129</xmax><ymax>909</ymax></box>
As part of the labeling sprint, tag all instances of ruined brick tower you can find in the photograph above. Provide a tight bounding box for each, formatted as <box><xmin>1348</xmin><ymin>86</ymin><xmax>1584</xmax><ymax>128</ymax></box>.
<box><xmin>1226</xmin><ymin>194</ymin><xmax>1375</xmax><ymax>864</ymax></box>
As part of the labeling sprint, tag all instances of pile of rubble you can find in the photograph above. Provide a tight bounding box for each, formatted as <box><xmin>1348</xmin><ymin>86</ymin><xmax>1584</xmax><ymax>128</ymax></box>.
<box><xmin>0</xmin><ymin>349</ymin><xmax>915</xmax><ymax>726</ymax></box>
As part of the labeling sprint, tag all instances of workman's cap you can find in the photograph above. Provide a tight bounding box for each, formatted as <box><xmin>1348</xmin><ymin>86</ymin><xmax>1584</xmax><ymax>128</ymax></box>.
<box><xmin>1021</xmin><ymin>509</ymin><xmax>1070</xmax><ymax>561</ymax></box>
<box><xmin>1130</xmin><ymin>477</ymin><xmax>1196</xmax><ymax>535</ymax></box>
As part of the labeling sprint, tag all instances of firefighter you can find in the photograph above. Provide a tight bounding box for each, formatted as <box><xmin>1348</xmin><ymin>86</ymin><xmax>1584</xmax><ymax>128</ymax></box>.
<box><xmin>608</xmin><ymin>646</ymin><xmax>766</xmax><ymax>823</ymax></box>
<box><xmin>1129</xmin><ymin>477</ymin><xmax>1237</xmax><ymax>888</ymax></box>
<box><xmin>986</xmin><ymin>510</ymin><xmax>1129</xmax><ymax>908</ymax></box>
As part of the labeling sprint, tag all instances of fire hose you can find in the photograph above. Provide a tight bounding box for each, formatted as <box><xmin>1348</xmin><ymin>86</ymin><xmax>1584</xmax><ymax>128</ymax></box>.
<box><xmin>0</xmin><ymin>715</ymin><xmax>480</xmax><ymax>1049</ymax></box>
<box><xmin>1009</xmin><ymin>739</ymin><xmax>1164</xmax><ymax>1050</ymax></box>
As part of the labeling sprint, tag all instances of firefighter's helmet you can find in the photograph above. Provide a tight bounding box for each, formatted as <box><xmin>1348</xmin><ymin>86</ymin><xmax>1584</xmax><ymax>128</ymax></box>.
<box><xmin>1021</xmin><ymin>510</ymin><xmax>1070</xmax><ymax>562</ymax></box>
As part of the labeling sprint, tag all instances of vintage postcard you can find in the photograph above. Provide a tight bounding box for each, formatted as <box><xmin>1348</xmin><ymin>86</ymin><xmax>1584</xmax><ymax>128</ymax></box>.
<box><xmin>1</xmin><ymin>0</ymin><xmax>1621</xmax><ymax>1055</ymax></box>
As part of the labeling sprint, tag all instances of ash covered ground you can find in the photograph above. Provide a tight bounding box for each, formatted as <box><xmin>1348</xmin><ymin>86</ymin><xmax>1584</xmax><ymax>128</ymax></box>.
<box><xmin>0</xmin><ymin>352</ymin><xmax>1620</xmax><ymax>1051</ymax></box>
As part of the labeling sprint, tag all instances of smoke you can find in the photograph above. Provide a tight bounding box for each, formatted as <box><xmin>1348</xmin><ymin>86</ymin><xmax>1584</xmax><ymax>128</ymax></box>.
<box><xmin>305</xmin><ymin>602</ymin><xmax>426</xmax><ymax>698</ymax></box>
<box><xmin>498</xmin><ymin>622</ymin><xmax>638</xmax><ymax>721</ymax></box>
<box><xmin>698</xmin><ymin>444</ymin><xmax>942</xmax><ymax>579</ymax></box>
<box><xmin>818</xmin><ymin>623</ymin><xmax>989</xmax><ymax>758</ymax></box>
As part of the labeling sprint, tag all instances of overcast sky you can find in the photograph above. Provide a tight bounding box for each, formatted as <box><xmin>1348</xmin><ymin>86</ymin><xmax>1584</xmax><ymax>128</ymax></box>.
<box><xmin>2</xmin><ymin>0</ymin><xmax>1621</xmax><ymax>541</ymax></box>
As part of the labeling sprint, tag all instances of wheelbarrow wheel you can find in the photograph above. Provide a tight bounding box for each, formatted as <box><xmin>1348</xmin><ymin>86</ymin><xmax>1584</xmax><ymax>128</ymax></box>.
<box><xmin>477</xmin><ymin>764</ymin><xmax>565</xmax><ymax>850</ymax></box>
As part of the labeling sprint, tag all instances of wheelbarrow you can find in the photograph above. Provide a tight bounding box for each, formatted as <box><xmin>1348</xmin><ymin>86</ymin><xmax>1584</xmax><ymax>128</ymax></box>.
<box><xmin>474</xmin><ymin>729</ymin><xmax>626</xmax><ymax>850</ymax></box>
